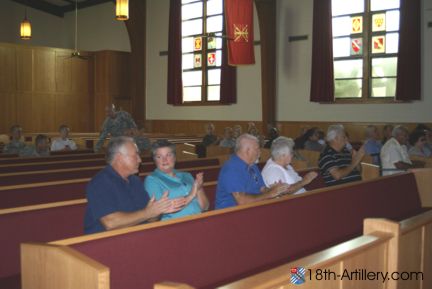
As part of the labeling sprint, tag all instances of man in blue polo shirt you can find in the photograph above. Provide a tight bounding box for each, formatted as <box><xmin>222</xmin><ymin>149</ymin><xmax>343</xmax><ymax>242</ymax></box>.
<box><xmin>84</xmin><ymin>137</ymin><xmax>186</xmax><ymax>234</ymax></box>
<box><xmin>215</xmin><ymin>134</ymin><xmax>290</xmax><ymax>209</ymax></box>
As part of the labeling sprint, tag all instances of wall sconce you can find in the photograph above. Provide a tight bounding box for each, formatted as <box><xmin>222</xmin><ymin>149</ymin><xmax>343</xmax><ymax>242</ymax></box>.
<box><xmin>20</xmin><ymin>8</ymin><xmax>32</xmax><ymax>40</ymax></box>
<box><xmin>116</xmin><ymin>0</ymin><xmax>129</xmax><ymax>21</ymax></box>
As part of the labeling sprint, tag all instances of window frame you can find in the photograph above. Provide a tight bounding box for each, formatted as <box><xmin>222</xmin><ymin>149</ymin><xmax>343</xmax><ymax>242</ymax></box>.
<box><xmin>332</xmin><ymin>0</ymin><xmax>401</xmax><ymax>103</ymax></box>
<box><xmin>181</xmin><ymin>0</ymin><xmax>224</xmax><ymax>105</ymax></box>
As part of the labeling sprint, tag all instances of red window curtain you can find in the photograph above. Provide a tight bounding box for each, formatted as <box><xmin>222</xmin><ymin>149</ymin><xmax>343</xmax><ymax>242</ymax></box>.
<box><xmin>167</xmin><ymin>0</ymin><xmax>237</xmax><ymax>105</ymax></box>
<box><xmin>396</xmin><ymin>0</ymin><xmax>421</xmax><ymax>101</ymax></box>
<box><xmin>310</xmin><ymin>0</ymin><xmax>420</xmax><ymax>102</ymax></box>
<box><xmin>220</xmin><ymin>22</ymin><xmax>237</xmax><ymax>104</ymax></box>
<box><xmin>309</xmin><ymin>0</ymin><xmax>334</xmax><ymax>103</ymax></box>
<box><xmin>167</xmin><ymin>0</ymin><xmax>182</xmax><ymax>105</ymax></box>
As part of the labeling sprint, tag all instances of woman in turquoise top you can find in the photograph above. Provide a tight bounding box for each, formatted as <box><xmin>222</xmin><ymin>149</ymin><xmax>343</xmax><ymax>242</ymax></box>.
<box><xmin>144</xmin><ymin>140</ymin><xmax>209</xmax><ymax>220</ymax></box>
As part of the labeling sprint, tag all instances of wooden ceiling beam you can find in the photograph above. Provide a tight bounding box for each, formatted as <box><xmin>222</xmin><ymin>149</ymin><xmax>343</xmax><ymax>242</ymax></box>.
<box><xmin>11</xmin><ymin>0</ymin><xmax>64</xmax><ymax>17</ymax></box>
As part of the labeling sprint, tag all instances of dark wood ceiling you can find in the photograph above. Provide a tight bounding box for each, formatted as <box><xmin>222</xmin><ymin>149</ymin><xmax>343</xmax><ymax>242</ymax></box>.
<box><xmin>10</xmin><ymin>0</ymin><xmax>114</xmax><ymax>17</ymax></box>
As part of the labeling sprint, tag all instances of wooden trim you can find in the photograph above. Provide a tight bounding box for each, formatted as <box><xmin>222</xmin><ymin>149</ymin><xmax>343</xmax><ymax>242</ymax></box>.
<box><xmin>21</xmin><ymin>243</ymin><xmax>109</xmax><ymax>289</ymax></box>
<box><xmin>361</xmin><ymin>162</ymin><xmax>380</xmax><ymax>181</ymax></box>
<box><xmin>219</xmin><ymin>232</ymin><xmax>392</xmax><ymax>289</ymax></box>
<box><xmin>412</xmin><ymin>168</ymin><xmax>432</xmax><ymax>207</ymax></box>
<box><xmin>0</xmin><ymin>199</ymin><xmax>87</xmax><ymax>216</ymax></box>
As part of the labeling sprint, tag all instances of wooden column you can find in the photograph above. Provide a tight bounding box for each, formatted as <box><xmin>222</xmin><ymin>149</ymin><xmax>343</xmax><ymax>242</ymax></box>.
<box><xmin>255</xmin><ymin>0</ymin><xmax>276</xmax><ymax>134</ymax></box>
<box><xmin>124</xmin><ymin>0</ymin><xmax>147</xmax><ymax>127</ymax></box>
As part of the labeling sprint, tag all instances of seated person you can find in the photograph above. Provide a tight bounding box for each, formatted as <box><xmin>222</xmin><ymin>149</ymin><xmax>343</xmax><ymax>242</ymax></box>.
<box><xmin>363</xmin><ymin>125</ymin><xmax>382</xmax><ymax>165</ymax></box>
<box><xmin>50</xmin><ymin>124</ymin><xmax>77</xmax><ymax>151</ymax></box>
<box><xmin>264</xmin><ymin>127</ymin><xmax>279</xmax><ymax>149</ymax></box>
<box><xmin>247</xmin><ymin>122</ymin><xmax>265</xmax><ymax>147</ymax></box>
<box><xmin>415</xmin><ymin>124</ymin><xmax>432</xmax><ymax>152</ymax></box>
<box><xmin>232</xmin><ymin>124</ymin><xmax>243</xmax><ymax>141</ymax></box>
<box><xmin>318</xmin><ymin>124</ymin><xmax>364</xmax><ymax>186</ymax></box>
<box><xmin>19</xmin><ymin>134</ymin><xmax>50</xmax><ymax>157</ymax></box>
<box><xmin>303</xmin><ymin>127</ymin><xmax>325</xmax><ymax>152</ymax></box>
<box><xmin>125</xmin><ymin>127</ymin><xmax>151</xmax><ymax>153</ymax></box>
<box><xmin>144</xmin><ymin>140</ymin><xmax>209</xmax><ymax>220</ymax></box>
<box><xmin>84</xmin><ymin>137</ymin><xmax>185</xmax><ymax>234</ymax></box>
<box><xmin>2</xmin><ymin>124</ymin><xmax>26</xmax><ymax>154</ymax></box>
<box><xmin>262</xmin><ymin>136</ymin><xmax>318</xmax><ymax>195</ymax></box>
<box><xmin>382</xmin><ymin>124</ymin><xmax>394</xmax><ymax>145</ymax></box>
<box><xmin>201</xmin><ymin>123</ymin><xmax>219</xmax><ymax>147</ymax></box>
<box><xmin>408</xmin><ymin>129</ymin><xmax>431</xmax><ymax>158</ymax></box>
<box><xmin>215</xmin><ymin>134</ymin><xmax>290</xmax><ymax>209</ymax></box>
<box><xmin>381</xmin><ymin>126</ymin><xmax>414</xmax><ymax>176</ymax></box>
<box><xmin>219</xmin><ymin>127</ymin><xmax>236</xmax><ymax>149</ymax></box>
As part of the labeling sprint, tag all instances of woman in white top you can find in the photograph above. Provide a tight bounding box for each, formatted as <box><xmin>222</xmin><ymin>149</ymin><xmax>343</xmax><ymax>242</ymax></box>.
<box><xmin>262</xmin><ymin>136</ymin><xmax>318</xmax><ymax>195</ymax></box>
<box><xmin>50</xmin><ymin>125</ymin><xmax>77</xmax><ymax>151</ymax></box>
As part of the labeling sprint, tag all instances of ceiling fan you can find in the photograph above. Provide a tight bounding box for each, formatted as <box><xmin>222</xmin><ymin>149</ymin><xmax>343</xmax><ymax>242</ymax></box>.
<box><xmin>70</xmin><ymin>0</ymin><xmax>90</xmax><ymax>60</ymax></box>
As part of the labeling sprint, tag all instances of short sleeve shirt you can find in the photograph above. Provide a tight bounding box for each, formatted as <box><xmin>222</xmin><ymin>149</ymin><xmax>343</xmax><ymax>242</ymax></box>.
<box><xmin>318</xmin><ymin>145</ymin><xmax>361</xmax><ymax>186</ymax></box>
<box><xmin>261</xmin><ymin>158</ymin><xmax>306</xmax><ymax>194</ymax></box>
<box><xmin>144</xmin><ymin>169</ymin><xmax>202</xmax><ymax>220</ymax></box>
<box><xmin>215</xmin><ymin>154</ymin><xmax>265</xmax><ymax>209</ymax></box>
<box><xmin>84</xmin><ymin>165</ymin><xmax>149</xmax><ymax>234</ymax></box>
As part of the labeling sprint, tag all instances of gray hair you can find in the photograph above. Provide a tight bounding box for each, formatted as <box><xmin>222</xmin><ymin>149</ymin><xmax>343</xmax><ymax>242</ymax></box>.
<box><xmin>151</xmin><ymin>139</ymin><xmax>176</xmax><ymax>160</ymax></box>
<box><xmin>106</xmin><ymin>136</ymin><xmax>135</xmax><ymax>164</ymax></box>
<box><xmin>235</xmin><ymin>133</ymin><xmax>259</xmax><ymax>153</ymax></box>
<box><xmin>270</xmin><ymin>136</ymin><xmax>294</xmax><ymax>160</ymax></box>
<box><xmin>326</xmin><ymin>124</ymin><xmax>345</xmax><ymax>142</ymax></box>
<box><xmin>392</xmin><ymin>125</ymin><xmax>408</xmax><ymax>137</ymax></box>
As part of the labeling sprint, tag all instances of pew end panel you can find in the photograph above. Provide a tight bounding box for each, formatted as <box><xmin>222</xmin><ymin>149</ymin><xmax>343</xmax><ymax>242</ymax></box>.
<box><xmin>218</xmin><ymin>232</ymin><xmax>392</xmax><ymax>289</ymax></box>
<box><xmin>21</xmin><ymin>243</ymin><xmax>109</xmax><ymax>289</ymax></box>
<box><xmin>361</xmin><ymin>162</ymin><xmax>380</xmax><ymax>181</ymax></box>
<box><xmin>412</xmin><ymin>168</ymin><xmax>432</xmax><ymax>207</ymax></box>
<box><xmin>364</xmin><ymin>210</ymin><xmax>432</xmax><ymax>289</ymax></box>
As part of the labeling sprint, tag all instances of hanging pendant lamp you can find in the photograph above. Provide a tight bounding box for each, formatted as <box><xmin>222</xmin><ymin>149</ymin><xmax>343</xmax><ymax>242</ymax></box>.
<box><xmin>116</xmin><ymin>0</ymin><xmax>129</xmax><ymax>21</ymax></box>
<box><xmin>20</xmin><ymin>8</ymin><xmax>32</xmax><ymax>40</ymax></box>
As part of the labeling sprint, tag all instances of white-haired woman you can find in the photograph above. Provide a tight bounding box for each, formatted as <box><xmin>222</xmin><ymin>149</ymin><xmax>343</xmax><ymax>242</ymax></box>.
<box><xmin>262</xmin><ymin>136</ymin><xmax>318</xmax><ymax>195</ymax></box>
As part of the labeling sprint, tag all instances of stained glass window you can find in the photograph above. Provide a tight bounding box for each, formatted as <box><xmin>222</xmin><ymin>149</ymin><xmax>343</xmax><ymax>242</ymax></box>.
<box><xmin>332</xmin><ymin>0</ymin><xmax>400</xmax><ymax>99</ymax></box>
<box><xmin>181</xmin><ymin>0</ymin><xmax>224</xmax><ymax>103</ymax></box>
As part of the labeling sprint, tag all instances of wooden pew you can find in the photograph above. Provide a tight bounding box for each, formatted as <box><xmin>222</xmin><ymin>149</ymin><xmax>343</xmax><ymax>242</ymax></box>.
<box><xmin>0</xmin><ymin>157</ymin><xmax>221</xmax><ymax>186</ymax></box>
<box><xmin>297</xmin><ymin>149</ymin><xmax>321</xmax><ymax>168</ymax></box>
<box><xmin>0</xmin><ymin>152</ymin><xmax>106</xmax><ymax>165</ymax></box>
<box><xmin>0</xmin><ymin>183</ymin><xmax>218</xmax><ymax>289</ymax></box>
<box><xmin>216</xmin><ymin>209</ymin><xmax>432</xmax><ymax>289</ymax></box>
<box><xmin>0</xmin><ymin>163</ymin><xmax>223</xmax><ymax>210</ymax></box>
<box><xmin>19</xmin><ymin>169</ymin><xmax>431</xmax><ymax>289</ymax></box>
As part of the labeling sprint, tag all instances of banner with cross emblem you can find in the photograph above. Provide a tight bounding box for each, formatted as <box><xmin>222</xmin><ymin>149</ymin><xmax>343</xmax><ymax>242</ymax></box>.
<box><xmin>225</xmin><ymin>0</ymin><xmax>255</xmax><ymax>65</ymax></box>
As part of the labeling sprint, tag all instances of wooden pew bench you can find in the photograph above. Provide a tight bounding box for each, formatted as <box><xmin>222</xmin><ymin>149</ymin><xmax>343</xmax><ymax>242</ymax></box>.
<box><xmin>217</xmin><ymin>209</ymin><xmax>432</xmax><ymax>289</ymax></box>
<box><xmin>0</xmin><ymin>164</ymin><xmax>321</xmax><ymax>211</ymax></box>
<box><xmin>0</xmin><ymin>183</ymin><xmax>218</xmax><ymax>289</ymax></box>
<box><xmin>0</xmin><ymin>165</ymin><xmax>222</xmax><ymax>210</ymax></box>
<box><xmin>0</xmin><ymin>157</ymin><xmax>221</xmax><ymax>187</ymax></box>
<box><xmin>19</xmin><ymin>169</ymin><xmax>431</xmax><ymax>289</ymax></box>
<box><xmin>0</xmin><ymin>152</ymin><xmax>106</xmax><ymax>165</ymax></box>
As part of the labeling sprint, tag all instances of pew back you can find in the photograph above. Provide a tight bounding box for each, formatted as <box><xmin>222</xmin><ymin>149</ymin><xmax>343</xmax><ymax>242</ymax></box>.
<box><xmin>23</xmin><ymin>171</ymin><xmax>426</xmax><ymax>289</ymax></box>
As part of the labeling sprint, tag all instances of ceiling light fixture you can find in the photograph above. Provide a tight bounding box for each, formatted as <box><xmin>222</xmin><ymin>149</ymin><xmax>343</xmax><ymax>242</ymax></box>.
<box><xmin>20</xmin><ymin>7</ymin><xmax>32</xmax><ymax>40</ymax></box>
<box><xmin>116</xmin><ymin>0</ymin><xmax>129</xmax><ymax>21</ymax></box>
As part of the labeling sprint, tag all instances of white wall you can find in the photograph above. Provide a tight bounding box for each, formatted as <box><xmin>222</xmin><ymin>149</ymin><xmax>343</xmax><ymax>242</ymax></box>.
<box><xmin>0</xmin><ymin>0</ymin><xmax>130</xmax><ymax>52</ymax></box>
<box><xmin>276</xmin><ymin>0</ymin><xmax>432</xmax><ymax>123</ymax></box>
<box><xmin>146</xmin><ymin>0</ymin><xmax>262</xmax><ymax>121</ymax></box>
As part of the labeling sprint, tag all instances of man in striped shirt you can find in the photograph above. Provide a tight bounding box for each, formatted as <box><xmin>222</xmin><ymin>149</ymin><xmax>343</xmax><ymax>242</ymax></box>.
<box><xmin>318</xmin><ymin>125</ymin><xmax>365</xmax><ymax>186</ymax></box>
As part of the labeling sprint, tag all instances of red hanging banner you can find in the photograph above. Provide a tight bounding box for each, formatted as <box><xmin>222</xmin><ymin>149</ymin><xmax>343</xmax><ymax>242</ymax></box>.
<box><xmin>225</xmin><ymin>0</ymin><xmax>255</xmax><ymax>65</ymax></box>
